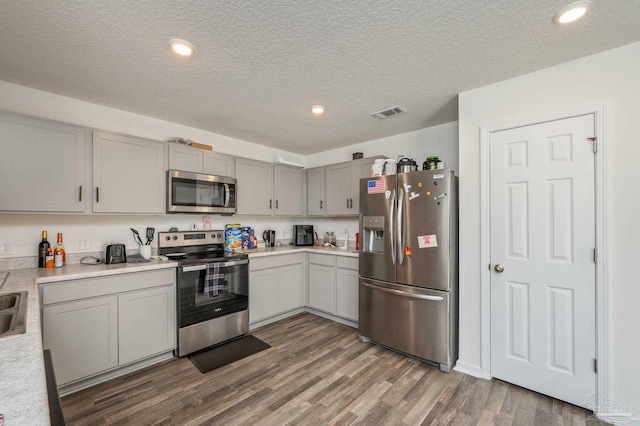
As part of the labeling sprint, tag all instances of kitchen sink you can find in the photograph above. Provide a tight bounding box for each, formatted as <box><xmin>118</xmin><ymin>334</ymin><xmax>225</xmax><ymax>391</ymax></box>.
<box><xmin>0</xmin><ymin>291</ymin><xmax>27</xmax><ymax>338</ymax></box>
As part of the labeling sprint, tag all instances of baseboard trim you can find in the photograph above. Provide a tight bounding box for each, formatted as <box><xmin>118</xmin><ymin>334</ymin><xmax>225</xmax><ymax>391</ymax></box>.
<box><xmin>454</xmin><ymin>360</ymin><xmax>485</xmax><ymax>378</ymax></box>
<box><xmin>59</xmin><ymin>351</ymin><xmax>174</xmax><ymax>397</ymax></box>
<box><xmin>303</xmin><ymin>308</ymin><xmax>358</xmax><ymax>329</ymax></box>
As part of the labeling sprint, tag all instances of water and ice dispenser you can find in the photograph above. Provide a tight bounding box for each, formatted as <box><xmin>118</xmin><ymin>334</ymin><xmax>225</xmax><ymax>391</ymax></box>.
<box><xmin>362</xmin><ymin>216</ymin><xmax>385</xmax><ymax>253</ymax></box>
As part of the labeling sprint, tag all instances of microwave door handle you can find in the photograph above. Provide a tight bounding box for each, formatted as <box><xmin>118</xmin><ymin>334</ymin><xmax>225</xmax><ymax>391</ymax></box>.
<box><xmin>224</xmin><ymin>183</ymin><xmax>230</xmax><ymax>207</ymax></box>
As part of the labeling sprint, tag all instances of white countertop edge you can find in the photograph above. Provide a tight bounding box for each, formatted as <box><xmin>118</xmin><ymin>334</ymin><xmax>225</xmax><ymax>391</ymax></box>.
<box><xmin>35</xmin><ymin>260</ymin><xmax>179</xmax><ymax>284</ymax></box>
<box><xmin>240</xmin><ymin>246</ymin><xmax>359</xmax><ymax>258</ymax></box>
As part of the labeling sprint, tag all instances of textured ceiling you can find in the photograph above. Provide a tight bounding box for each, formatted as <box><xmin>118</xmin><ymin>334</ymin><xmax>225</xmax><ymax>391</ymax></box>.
<box><xmin>0</xmin><ymin>1</ymin><xmax>639</xmax><ymax>154</ymax></box>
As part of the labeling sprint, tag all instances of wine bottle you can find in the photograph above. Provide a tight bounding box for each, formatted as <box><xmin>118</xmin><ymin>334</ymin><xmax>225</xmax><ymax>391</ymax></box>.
<box><xmin>38</xmin><ymin>230</ymin><xmax>50</xmax><ymax>268</ymax></box>
<box><xmin>54</xmin><ymin>233</ymin><xmax>66</xmax><ymax>268</ymax></box>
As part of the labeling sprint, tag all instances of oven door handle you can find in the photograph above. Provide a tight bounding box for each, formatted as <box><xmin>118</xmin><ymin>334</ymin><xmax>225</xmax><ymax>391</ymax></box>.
<box><xmin>182</xmin><ymin>264</ymin><xmax>207</xmax><ymax>272</ymax></box>
<box><xmin>181</xmin><ymin>259</ymin><xmax>248</xmax><ymax>272</ymax></box>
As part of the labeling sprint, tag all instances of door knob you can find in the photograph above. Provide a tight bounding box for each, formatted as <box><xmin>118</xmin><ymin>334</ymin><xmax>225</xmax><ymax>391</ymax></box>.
<box><xmin>494</xmin><ymin>264</ymin><xmax>504</xmax><ymax>273</ymax></box>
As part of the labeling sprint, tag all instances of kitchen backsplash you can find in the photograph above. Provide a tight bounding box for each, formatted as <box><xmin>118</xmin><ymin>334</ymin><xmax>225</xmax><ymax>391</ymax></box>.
<box><xmin>0</xmin><ymin>213</ymin><xmax>359</xmax><ymax>264</ymax></box>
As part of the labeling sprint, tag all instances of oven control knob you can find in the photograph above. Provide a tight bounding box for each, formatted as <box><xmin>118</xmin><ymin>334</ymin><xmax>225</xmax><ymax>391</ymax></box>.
<box><xmin>172</xmin><ymin>236</ymin><xmax>178</xmax><ymax>241</ymax></box>
<box><xmin>217</xmin><ymin>233</ymin><xmax>222</xmax><ymax>238</ymax></box>
<box><xmin>165</xmin><ymin>236</ymin><xmax>171</xmax><ymax>241</ymax></box>
<box><xmin>211</xmin><ymin>234</ymin><xmax>215</xmax><ymax>239</ymax></box>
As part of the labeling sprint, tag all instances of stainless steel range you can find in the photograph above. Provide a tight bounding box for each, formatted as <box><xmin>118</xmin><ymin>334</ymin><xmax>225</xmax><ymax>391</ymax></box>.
<box><xmin>158</xmin><ymin>230</ymin><xmax>249</xmax><ymax>357</ymax></box>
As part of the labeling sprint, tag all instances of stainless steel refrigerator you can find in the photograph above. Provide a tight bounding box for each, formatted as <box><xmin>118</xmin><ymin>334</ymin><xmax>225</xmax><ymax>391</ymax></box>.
<box><xmin>359</xmin><ymin>169</ymin><xmax>458</xmax><ymax>372</ymax></box>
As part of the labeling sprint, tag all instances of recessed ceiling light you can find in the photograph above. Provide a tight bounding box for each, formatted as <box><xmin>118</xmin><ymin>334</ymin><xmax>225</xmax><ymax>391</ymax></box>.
<box><xmin>311</xmin><ymin>105</ymin><xmax>325</xmax><ymax>115</ymax></box>
<box><xmin>169</xmin><ymin>39</ymin><xmax>195</xmax><ymax>57</ymax></box>
<box><xmin>553</xmin><ymin>1</ymin><xmax>592</xmax><ymax>24</ymax></box>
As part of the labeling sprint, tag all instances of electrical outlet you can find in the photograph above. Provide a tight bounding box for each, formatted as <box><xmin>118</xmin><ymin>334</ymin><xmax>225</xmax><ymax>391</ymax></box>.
<box><xmin>80</xmin><ymin>236</ymin><xmax>91</xmax><ymax>250</ymax></box>
<box><xmin>0</xmin><ymin>240</ymin><xmax>13</xmax><ymax>256</ymax></box>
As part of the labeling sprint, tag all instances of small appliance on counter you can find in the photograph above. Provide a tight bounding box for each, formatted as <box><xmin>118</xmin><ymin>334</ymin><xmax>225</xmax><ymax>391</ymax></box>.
<box><xmin>293</xmin><ymin>225</ymin><xmax>314</xmax><ymax>246</ymax></box>
<box><xmin>263</xmin><ymin>230</ymin><xmax>276</xmax><ymax>247</ymax></box>
<box><xmin>105</xmin><ymin>243</ymin><xmax>126</xmax><ymax>264</ymax></box>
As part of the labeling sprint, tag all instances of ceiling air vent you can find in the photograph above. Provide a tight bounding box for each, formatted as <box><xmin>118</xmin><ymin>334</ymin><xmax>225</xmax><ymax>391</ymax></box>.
<box><xmin>370</xmin><ymin>105</ymin><xmax>406</xmax><ymax>120</ymax></box>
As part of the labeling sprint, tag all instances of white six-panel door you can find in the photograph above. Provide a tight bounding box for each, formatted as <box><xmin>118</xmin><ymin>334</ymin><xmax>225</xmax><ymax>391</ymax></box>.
<box><xmin>490</xmin><ymin>114</ymin><xmax>596</xmax><ymax>408</ymax></box>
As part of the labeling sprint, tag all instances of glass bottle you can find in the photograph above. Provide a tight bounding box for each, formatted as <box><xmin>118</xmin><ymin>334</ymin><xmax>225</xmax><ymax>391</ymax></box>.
<box><xmin>38</xmin><ymin>230</ymin><xmax>50</xmax><ymax>268</ymax></box>
<box><xmin>54</xmin><ymin>233</ymin><xmax>66</xmax><ymax>268</ymax></box>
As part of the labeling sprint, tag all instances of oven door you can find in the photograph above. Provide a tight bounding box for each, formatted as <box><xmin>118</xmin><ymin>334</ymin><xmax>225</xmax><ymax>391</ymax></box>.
<box><xmin>177</xmin><ymin>258</ymin><xmax>248</xmax><ymax>328</ymax></box>
<box><xmin>167</xmin><ymin>170</ymin><xmax>236</xmax><ymax>214</ymax></box>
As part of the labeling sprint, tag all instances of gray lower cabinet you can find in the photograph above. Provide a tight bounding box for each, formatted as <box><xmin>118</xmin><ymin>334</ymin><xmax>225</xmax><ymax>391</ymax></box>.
<box><xmin>249</xmin><ymin>253</ymin><xmax>304</xmax><ymax>323</ymax></box>
<box><xmin>307</xmin><ymin>254</ymin><xmax>337</xmax><ymax>314</ymax></box>
<box><xmin>308</xmin><ymin>253</ymin><xmax>359</xmax><ymax>322</ymax></box>
<box><xmin>42</xmin><ymin>295</ymin><xmax>119</xmax><ymax>385</ymax></box>
<box><xmin>118</xmin><ymin>285</ymin><xmax>176</xmax><ymax>365</ymax></box>
<box><xmin>0</xmin><ymin>111</ymin><xmax>86</xmax><ymax>212</ymax></box>
<box><xmin>336</xmin><ymin>258</ymin><xmax>359</xmax><ymax>322</ymax></box>
<box><xmin>41</xmin><ymin>268</ymin><xmax>176</xmax><ymax>387</ymax></box>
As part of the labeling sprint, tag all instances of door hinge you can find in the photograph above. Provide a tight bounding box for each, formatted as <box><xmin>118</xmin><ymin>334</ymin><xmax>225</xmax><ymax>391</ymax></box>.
<box><xmin>594</xmin><ymin>358</ymin><xmax>598</xmax><ymax>373</ymax></box>
<box><xmin>588</xmin><ymin>137</ymin><xmax>597</xmax><ymax>153</ymax></box>
<box><xmin>593</xmin><ymin>248</ymin><xmax>598</xmax><ymax>263</ymax></box>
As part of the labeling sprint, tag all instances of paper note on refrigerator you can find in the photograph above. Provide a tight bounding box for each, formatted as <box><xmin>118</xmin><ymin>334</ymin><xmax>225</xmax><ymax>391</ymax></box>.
<box><xmin>417</xmin><ymin>234</ymin><xmax>438</xmax><ymax>248</ymax></box>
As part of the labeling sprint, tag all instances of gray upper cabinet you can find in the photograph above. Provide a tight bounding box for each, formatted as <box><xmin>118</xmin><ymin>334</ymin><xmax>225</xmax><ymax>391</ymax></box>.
<box><xmin>236</xmin><ymin>158</ymin><xmax>303</xmax><ymax>216</ymax></box>
<box><xmin>93</xmin><ymin>131</ymin><xmax>165</xmax><ymax>214</ymax></box>
<box><xmin>168</xmin><ymin>144</ymin><xmax>235</xmax><ymax>177</ymax></box>
<box><xmin>0</xmin><ymin>112</ymin><xmax>85</xmax><ymax>212</ymax></box>
<box><xmin>235</xmin><ymin>157</ymin><xmax>273</xmax><ymax>215</ymax></box>
<box><xmin>203</xmin><ymin>152</ymin><xmax>235</xmax><ymax>177</ymax></box>
<box><xmin>326</xmin><ymin>163</ymin><xmax>351</xmax><ymax>215</ymax></box>
<box><xmin>168</xmin><ymin>144</ymin><xmax>203</xmax><ymax>173</ymax></box>
<box><xmin>325</xmin><ymin>156</ymin><xmax>385</xmax><ymax>216</ymax></box>
<box><xmin>306</xmin><ymin>167</ymin><xmax>326</xmax><ymax>216</ymax></box>
<box><xmin>274</xmin><ymin>165</ymin><xmax>303</xmax><ymax>216</ymax></box>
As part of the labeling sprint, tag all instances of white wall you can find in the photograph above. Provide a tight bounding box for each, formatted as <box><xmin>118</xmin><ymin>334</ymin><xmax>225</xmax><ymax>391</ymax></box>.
<box><xmin>305</xmin><ymin>121</ymin><xmax>458</xmax><ymax>171</ymax></box>
<box><xmin>458</xmin><ymin>41</ymin><xmax>640</xmax><ymax>412</ymax></box>
<box><xmin>0</xmin><ymin>80</ymin><xmax>306</xmax><ymax>165</ymax></box>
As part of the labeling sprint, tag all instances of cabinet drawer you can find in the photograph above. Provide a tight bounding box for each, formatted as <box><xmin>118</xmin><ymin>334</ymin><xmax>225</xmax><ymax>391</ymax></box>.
<box><xmin>250</xmin><ymin>253</ymin><xmax>303</xmax><ymax>271</ymax></box>
<box><xmin>337</xmin><ymin>256</ymin><xmax>358</xmax><ymax>270</ymax></box>
<box><xmin>308</xmin><ymin>253</ymin><xmax>335</xmax><ymax>267</ymax></box>
<box><xmin>41</xmin><ymin>268</ymin><xmax>176</xmax><ymax>305</ymax></box>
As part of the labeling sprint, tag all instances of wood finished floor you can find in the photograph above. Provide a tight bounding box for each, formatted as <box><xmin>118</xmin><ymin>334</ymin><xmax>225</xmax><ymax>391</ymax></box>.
<box><xmin>62</xmin><ymin>313</ymin><xmax>607</xmax><ymax>425</ymax></box>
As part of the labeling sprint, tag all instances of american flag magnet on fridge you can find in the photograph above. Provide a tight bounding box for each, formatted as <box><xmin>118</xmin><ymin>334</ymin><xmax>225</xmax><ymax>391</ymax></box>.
<box><xmin>367</xmin><ymin>180</ymin><xmax>386</xmax><ymax>194</ymax></box>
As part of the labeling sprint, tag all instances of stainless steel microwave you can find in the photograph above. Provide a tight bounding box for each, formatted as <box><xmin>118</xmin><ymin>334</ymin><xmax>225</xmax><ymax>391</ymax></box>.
<box><xmin>167</xmin><ymin>170</ymin><xmax>237</xmax><ymax>214</ymax></box>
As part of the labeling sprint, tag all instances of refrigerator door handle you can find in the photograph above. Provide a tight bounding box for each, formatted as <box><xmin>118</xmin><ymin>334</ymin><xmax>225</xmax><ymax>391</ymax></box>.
<box><xmin>389</xmin><ymin>188</ymin><xmax>396</xmax><ymax>265</ymax></box>
<box><xmin>397</xmin><ymin>188</ymin><xmax>405</xmax><ymax>265</ymax></box>
<box><xmin>361</xmin><ymin>282</ymin><xmax>444</xmax><ymax>301</ymax></box>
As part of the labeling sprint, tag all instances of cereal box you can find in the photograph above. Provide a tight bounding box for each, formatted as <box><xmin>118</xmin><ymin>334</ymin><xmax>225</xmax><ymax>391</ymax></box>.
<box><xmin>225</xmin><ymin>224</ymin><xmax>243</xmax><ymax>251</ymax></box>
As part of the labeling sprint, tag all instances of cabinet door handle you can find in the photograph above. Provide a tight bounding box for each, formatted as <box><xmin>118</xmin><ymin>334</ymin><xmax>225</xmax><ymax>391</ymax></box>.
<box><xmin>347</xmin><ymin>198</ymin><xmax>350</xmax><ymax>208</ymax></box>
<box><xmin>78</xmin><ymin>185</ymin><xmax>83</xmax><ymax>202</ymax></box>
<box><xmin>276</xmin><ymin>200</ymin><xmax>279</xmax><ymax>209</ymax></box>
<box><xmin>320</xmin><ymin>200</ymin><xmax>323</xmax><ymax>210</ymax></box>
<box><xmin>269</xmin><ymin>199</ymin><xmax>272</xmax><ymax>209</ymax></box>
<box><xmin>96</xmin><ymin>187</ymin><xmax>99</xmax><ymax>203</ymax></box>
<box><xmin>350</xmin><ymin>198</ymin><xmax>353</xmax><ymax>209</ymax></box>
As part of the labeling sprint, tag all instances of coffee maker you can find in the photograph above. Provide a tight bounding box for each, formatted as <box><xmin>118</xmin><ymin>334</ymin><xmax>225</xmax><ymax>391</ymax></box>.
<box><xmin>263</xmin><ymin>230</ymin><xmax>276</xmax><ymax>247</ymax></box>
